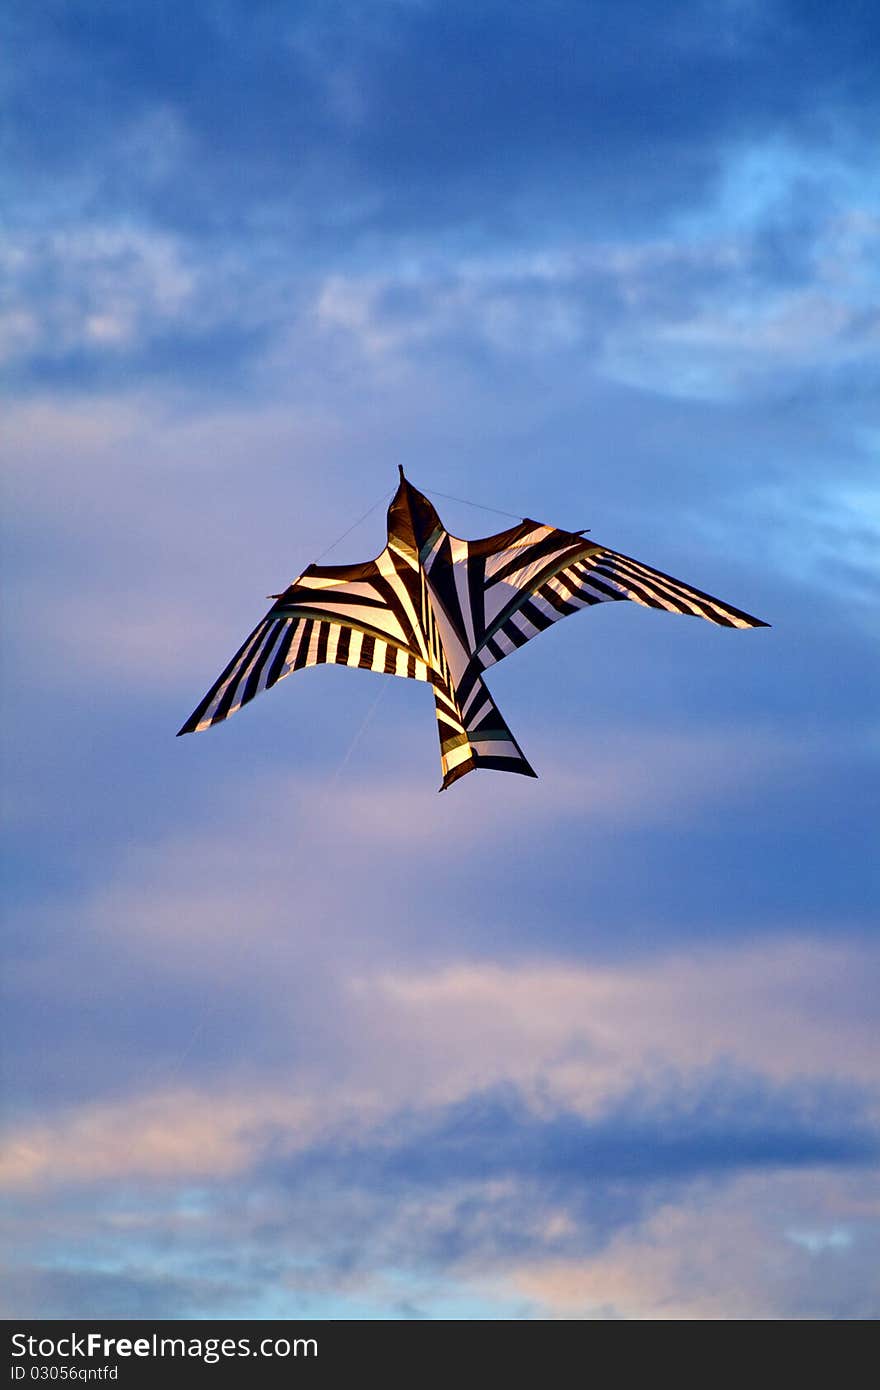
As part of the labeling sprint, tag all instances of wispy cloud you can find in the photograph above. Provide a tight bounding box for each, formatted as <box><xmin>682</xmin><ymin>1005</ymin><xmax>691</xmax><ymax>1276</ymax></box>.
<box><xmin>4</xmin><ymin>935</ymin><xmax>878</xmax><ymax>1192</ymax></box>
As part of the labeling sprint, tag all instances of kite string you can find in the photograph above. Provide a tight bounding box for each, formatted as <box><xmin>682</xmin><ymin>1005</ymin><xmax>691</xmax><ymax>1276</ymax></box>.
<box><xmin>421</xmin><ymin>482</ymin><xmax>586</xmax><ymax>535</ymax></box>
<box><xmin>419</xmin><ymin>483</ymin><xmax>525</xmax><ymax>521</ymax></box>
<box><xmin>312</xmin><ymin>487</ymin><xmax>395</xmax><ymax>564</ymax></box>
<box><xmin>312</xmin><ymin>480</ymin><xmax>527</xmax><ymax>571</ymax></box>
<box><xmin>325</xmin><ymin>678</ymin><xmax>390</xmax><ymax>788</ymax></box>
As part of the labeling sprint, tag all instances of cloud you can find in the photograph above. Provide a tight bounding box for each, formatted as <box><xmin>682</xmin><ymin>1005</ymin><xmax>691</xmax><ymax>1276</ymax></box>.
<box><xmin>281</xmin><ymin>1075</ymin><xmax>879</xmax><ymax>1199</ymax></box>
<box><xmin>3</xmin><ymin>1069</ymin><xmax>878</xmax><ymax>1318</ymax></box>
<box><xmin>0</xmin><ymin>224</ymin><xmax>283</xmax><ymax>394</ymax></box>
<box><xmin>7</xmin><ymin>2</ymin><xmax>880</xmax><ymax>260</ymax></box>
<box><xmin>4</xmin><ymin>766</ymin><xmax>879</xmax><ymax>1317</ymax></box>
<box><xmin>307</xmin><ymin>190</ymin><xmax>880</xmax><ymax>403</ymax></box>
<box><xmin>0</xmin><ymin>1263</ymin><xmax>249</xmax><ymax>1322</ymax></box>
<box><xmin>695</xmin><ymin>481</ymin><xmax>880</xmax><ymax>611</ymax></box>
<box><xmin>362</xmin><ymin>942</ymin><xmax>880</xmax><ymax>1103</ymax></box>
<box><xmin>4</xmin><ymin>935</ymin><xmax>878</xmax><ymax>1193</ymax></box>
<box><xmin>508</xmin><ymin>1167</ymin><xmax>880</xmax><ymax>1318</ymax></box>
<box><xmin>7</xmin><ymin>1164</ymin><xmax>878</xmax><ymax>1319</ymax></box>
<box><xmin>0</xmin><ymin>1087</ymin><xmax>320</xmax><ymax>1192</ymax></box>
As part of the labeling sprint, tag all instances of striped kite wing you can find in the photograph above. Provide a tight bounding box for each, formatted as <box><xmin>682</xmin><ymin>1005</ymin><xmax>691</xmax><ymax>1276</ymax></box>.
<box><xmin>177</xmin><ymin>551</ymin><xmax>433</xmax><ymax>736</ymax></box>
<box><xmin>474</xmin><ymin>534</ymin><xmax>768</xmax><ymax>672</ymax></box>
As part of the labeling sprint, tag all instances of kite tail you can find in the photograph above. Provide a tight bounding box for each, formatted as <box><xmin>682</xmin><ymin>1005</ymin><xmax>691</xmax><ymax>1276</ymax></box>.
<box><xmin>432</xmin><ymin>671</ymin><xmax>537</xmax><ymax>791</ymax></box>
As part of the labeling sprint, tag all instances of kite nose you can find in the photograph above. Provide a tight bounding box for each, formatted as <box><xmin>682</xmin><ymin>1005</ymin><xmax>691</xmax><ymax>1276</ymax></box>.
<box><xmin>398</xmin><ymin>464</ymin><xmax>406</xmax><ymax>480</ymax></box>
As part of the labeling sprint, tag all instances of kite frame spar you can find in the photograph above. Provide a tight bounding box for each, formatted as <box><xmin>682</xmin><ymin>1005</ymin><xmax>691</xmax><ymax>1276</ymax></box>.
<box><xmin>179</xmin><ymin>468</ymin><xmax>767</xmax><ymax>789</ymax></box>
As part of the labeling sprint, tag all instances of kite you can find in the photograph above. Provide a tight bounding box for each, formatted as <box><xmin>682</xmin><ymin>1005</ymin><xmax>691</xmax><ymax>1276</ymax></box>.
<box><xmin>178</xmin><ymin>468</ymin><xmax>767</xmax><ymax>788</ymax></box>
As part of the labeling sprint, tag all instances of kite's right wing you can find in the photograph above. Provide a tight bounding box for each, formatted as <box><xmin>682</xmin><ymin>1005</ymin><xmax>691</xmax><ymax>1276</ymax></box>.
<box><xmin>177</xmin><ymin>552</ymin><xmax>433</xmax><ymax>735</ymax></box>
<box><xmin>472</xmin><ymin>531</ymin><xmax>768</xmax><ymax>672</ymax></box>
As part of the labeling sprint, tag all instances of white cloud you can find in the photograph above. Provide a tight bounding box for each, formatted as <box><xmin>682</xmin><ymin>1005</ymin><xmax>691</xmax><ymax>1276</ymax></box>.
<box><xmin>0</xmin><ymin>226</ymin><xmax>195</xmax><ymax>362</ymax></box>
<box><xmin>304</xmin><ymin>185</ymin><xmax>880</xmax><ymax>403</ymax></box>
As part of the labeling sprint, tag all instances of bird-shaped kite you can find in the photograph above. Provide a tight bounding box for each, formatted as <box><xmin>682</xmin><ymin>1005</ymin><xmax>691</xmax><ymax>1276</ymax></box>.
<box><xmin>179</xmin><ymin>469</ymin><xmax>767</xmax><ymax>788</ymax></box>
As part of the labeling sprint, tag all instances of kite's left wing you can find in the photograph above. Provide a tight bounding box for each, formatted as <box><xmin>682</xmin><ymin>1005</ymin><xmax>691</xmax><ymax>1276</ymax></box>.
<box><xmin>177</xmin><ymin>551</ymin><xmax>433</xmax><ymax>735</ymax></box>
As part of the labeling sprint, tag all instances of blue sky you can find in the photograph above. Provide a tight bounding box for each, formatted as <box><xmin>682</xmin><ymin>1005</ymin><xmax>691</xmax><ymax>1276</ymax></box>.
<box><xmin>2</xmin><ymin>0</ymin><xmax>879</xmax><ymax>1319</ymax></box>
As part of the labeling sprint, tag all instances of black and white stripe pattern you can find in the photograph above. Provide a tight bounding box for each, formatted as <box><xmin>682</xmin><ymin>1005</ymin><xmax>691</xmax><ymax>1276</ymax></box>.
<box><xmin>177</xmin><ymin>612</ymin><xmax>432</xmax><ymax>735</ymax></box>
<box><xmin>179</xmin><ymin>470</ymin><xmax>767</xmax><ymax>787</ymax></box>
<box><xmin>475</xmin><ymin>537</ymin><xmax>767</xmax><ymax>671</ymax></box>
